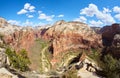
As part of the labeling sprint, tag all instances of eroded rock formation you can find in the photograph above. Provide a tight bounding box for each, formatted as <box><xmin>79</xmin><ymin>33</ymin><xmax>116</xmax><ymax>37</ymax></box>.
<box><xmin>42</xmin><ymin>20</ymin><xmax>102</xmax><ymax>62</ymax></box>
<box><xmin>101</xmin><ymin>23</ymin><xmax>120</xmax><ymax>58</ymax></box>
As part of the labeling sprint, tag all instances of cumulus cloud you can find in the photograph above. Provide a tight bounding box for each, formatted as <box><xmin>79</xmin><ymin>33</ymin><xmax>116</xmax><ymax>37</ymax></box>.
<box><xmin>17</xmin><ymin>9</ymin><xmax>28</xmax><ymax>15</ymax></box>
<box><xmin>8</xmin><ymin>20</ymin><xmax>20</xmax><ymax>25</ymax></box>
<box><xmin>103</xmin><ymin>8</ymin><xmax>111</xmax><ymax>13</ymax></box>
<box><xmin>29</xmin><ymin>6</ymin><xmax>35</xmax><ymax>12</ymax></box>
<box><xmin>57</xmin><ymin>14</ymin><xmax>64</xmax><ymax>17</ymax></box>
<box><xmin>80</xmin><ymin>3</ymin><xmax>115</xmax><ymax>25</ymax></box>
<box><xmin>96</xmin><ymin>12</ymin><xmax>115</xmax><ymax>24</ymax></box>
<box><xmin>26</xmin><ymin>14</ymin><xmax>34</xmax><ymax>18</ymax></box>
<box><xmin>89</xmin><ymin>20</ymin><xmax>103</xmax><ymax>27</ymax></box>
<box><xmin>113</xmin><ymin>6</ymin><xmax>120</xmax><ymax>13</ymax></box>
<box><xmin>24</xmin><ymin>3</ymin><xmax>30</xmax><ymax>9</ymax></box>
<box><xmin>17</xmin><ymin>3</ymin><xmax>35</xmax><ymax>15</ymax></box>
<box><xmin>74</xmin><ymin>16</ymin><xmax>87</xmax><ymax>23</ymax></box>
<box><xmin>114</xmin><ymin>14</ymin><xmax>120</xmax><ymax>20</ymax></box>
<box><xmin>38</xmin><ymin>13</ymin><xmax>55</xmax><ymax>21</ymax></box>
<box><xmin>80</xmin><ymin>4</ymin><xmax>98</xmax><ymax>17</ymax></box>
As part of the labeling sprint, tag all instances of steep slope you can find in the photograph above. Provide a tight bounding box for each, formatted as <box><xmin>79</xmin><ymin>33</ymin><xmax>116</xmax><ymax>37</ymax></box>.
<box><xmin>42</xmin><ymin>20</ymin><xmax>102</xmax><ymax>62</ymax></box>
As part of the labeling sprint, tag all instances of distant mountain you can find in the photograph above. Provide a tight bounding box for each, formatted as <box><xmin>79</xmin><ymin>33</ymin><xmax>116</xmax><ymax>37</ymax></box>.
<box><xmin>91</xmin><ymin>27</ymin><xmax>101</xmax><ymax>34</ymax></box>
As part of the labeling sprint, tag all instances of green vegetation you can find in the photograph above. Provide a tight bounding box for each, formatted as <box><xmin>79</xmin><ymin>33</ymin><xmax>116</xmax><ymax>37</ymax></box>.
<box><xmin>87</xmin><ymin>49</ymin><xmax>101</xmax><ymax>65</ymax></box>
<box><xmin>5</xmin><ymin>48</ymin><xmax>31</xmax><ymax>72</ymax></box>
<box><xmin>88</xmin><ymin>49</ymin><xmax>120</xmax><ymax>78</ymax></box>
<box><xmin>99</xmin><ymin>54</ymin><xmax>120</xmax><ymax>78</ymax></box>
<box><xmin>62</xmin><ymin>66</ymin><xmax>80</xmax><ymax>78</ymax></box>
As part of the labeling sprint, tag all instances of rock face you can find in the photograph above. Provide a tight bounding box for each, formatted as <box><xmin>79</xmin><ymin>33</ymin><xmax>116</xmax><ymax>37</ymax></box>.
<box><xmin>3</xmin><ymin>29</ymin><xmax>35</xmax><ymax>53</ymax></box>
<box><xmin>100</xmin><ymin>23</ymin><xmax>120</xmax><ymax>46</ymax></box>
<box><xmin>100</xmin><ymin>23</ymin><xmax>120</xmax><ymax>58</ymax></box>
<box><xmin>42</xmin><ymin>20</ymin><xmax>102</xmax><ymax>58</ymax></box>
<box><xmin>109</xmin><ymin>34</ymin><xmax>120</xmax><ymax>58</ymax></box>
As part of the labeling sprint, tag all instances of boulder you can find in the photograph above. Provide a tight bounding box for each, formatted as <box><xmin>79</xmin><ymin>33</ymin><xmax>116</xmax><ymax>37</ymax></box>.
<box><xmin>0</xmin><ymin>68</ymin><xmax>18</xmax><ymax>78</ymax></box>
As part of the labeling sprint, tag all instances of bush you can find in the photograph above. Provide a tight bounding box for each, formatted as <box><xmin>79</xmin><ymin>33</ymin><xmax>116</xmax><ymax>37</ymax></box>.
<box><xmin>6</xmin><ymin>48</ymin><xmax>31</xmax><ymax>72</ymax></box>
<box><xmin>88</xmin><ymin>49</ymin><xmax>120</xmax><ymax>78</ymax></box>
<box><xmin>99</xmin><ymin>54</ymin><xmax>120</xmax><ymax>78</ymax></box>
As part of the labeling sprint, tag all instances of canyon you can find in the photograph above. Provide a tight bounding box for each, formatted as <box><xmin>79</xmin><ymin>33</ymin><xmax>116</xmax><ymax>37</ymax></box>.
<box><xmin>0</xmin><ymin>17</ymin><xmax>119</xmax><ymax>78</ymax></box>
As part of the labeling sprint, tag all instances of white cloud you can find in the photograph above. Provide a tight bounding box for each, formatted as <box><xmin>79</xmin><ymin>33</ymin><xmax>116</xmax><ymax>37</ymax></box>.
<box><xmin>22</xmin><ymin>19</ymin><xmax>33</xmax><ymax>26</ymax></box>
<box><xmin>74</xmin><ymin>16</ymin><xmax>87</xmax><ymax>23</ymax></box>
<box><xmin>115</xmin><ymin>14</ymin><xmax>120</xmax><ymax>20</ymax></box>
<box><xmin>29</xmin><ymin>6</ymin><xmax>35</xmax><ymax>12</ymax></box>
<box><xmin>80</xmin><ymin>3</ymin><xmax>115</xmax><ymax>25</ymax></box>
<box><xmin>38</xmin><ymin>11</ymin><xmax>42</xmax><ymax>14</ymax></box>
<box><xmin>24</xmin><ymin>3</ymin><xmax>31</xmax><ymax>10</ymax></box>
<box><xmin>103</xmin><ymin>8</ymin><xmax>111</xmax><ymax>13</ymax></box>
<box><xmin>8</xmin><ymin>20</ymin><xmax>20</xmax><ymax>25</ymax></box>
<box><xmin>89</xmin><ymin>20</ymin><xmax>103</xmax><ymax>27</ymax></box>
<box><xmin>113</xmin><ymin>6</ymin><xmax>120</xmax><ymax>13</ymax></box>
<box><xmin>80</xmin><ymin>4</ymin><xmax>98</xmax><ymax>17</ymax></box>
<box><xmin>57</xmin><ymin>14</ymin><xmax>64</xmax><ymax>17</ymax></box>
<box><xmin>17</xmin><ymin>3</ymin><xmax>35</xmax><ymax>15</ymax></box>
<box><xmin>96</xmin><ymin>12</ymin><xmax>115</xmax><ymax>24</ymax></box>
<box><xmin>17</xmin><ymin>9</ymin><xmax>28</xmax><ymax>15</ymax></box>
<box><xmin>26</xmin><ymin>14</ymin><xmax>34</xmax><ymax>18</ymax></box>
<box><xmin>38</xmin><ymin>13</ymin><xmax>55</xmax><ymax>21</ymax></box>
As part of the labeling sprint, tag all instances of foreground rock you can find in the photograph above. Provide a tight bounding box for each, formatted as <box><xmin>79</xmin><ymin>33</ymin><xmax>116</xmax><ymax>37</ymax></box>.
<box><xmin>0</xmin><ymin>68</ymin><xmax>18</xmax><ymax>78</ymax></box>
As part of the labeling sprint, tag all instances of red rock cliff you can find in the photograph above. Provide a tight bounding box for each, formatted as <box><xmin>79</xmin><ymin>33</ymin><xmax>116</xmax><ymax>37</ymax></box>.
<box><xmin>42</xmin><ymin>20</ymin><xmax>102</xmax><ymax>58</ymax></box>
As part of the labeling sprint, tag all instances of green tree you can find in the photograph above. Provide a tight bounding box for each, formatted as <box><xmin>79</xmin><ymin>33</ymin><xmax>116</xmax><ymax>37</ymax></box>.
<box><xmin>6</xmin><ymin>48</ymin><xmax>31</xmax><ymax>72</ymax></box>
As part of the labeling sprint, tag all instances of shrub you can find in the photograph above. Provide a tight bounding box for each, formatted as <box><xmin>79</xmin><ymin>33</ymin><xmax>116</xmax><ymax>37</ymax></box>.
<box><xmin>99</xmin><ymin>54</ymin><xmax>120</xmax><ymax>78</ymax></box>
<box><xmin>87</xmin><ymin>49</ymin><xmax>120</xmax><ymax>78</ymax></box>
<box><xmin>6</xmin><ymin>48</ymin><xmax>31</xmax><ymax>72</ymax></box>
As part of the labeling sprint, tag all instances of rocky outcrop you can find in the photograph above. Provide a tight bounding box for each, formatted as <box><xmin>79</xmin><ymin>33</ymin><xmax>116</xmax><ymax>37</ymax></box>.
<box><xmin>100</xmin><ymin>23</ymin><xmax>120</xmax><ymax>46</ymax></box>
<box><xmin>3</xmin><ymin>29</ymin><xmax>35</xmax><ymax>53</ymax></box>
<box><xmin>42</xmin><ymin>20</ymin><xmax>102</xmax><ymax>59</ymax></box>
<box><xmin>101</xmin><ymin>23</ymin><xmax>120</xmax><ymax>58</ymax></box>
<box><xmin>0</xmin><ymin>68</ymin><xmax>18</xmax><ymax>78</ymax></box>
<box><xmin>110</xmin><ymin>34</ymin><xmax>120</xmax><ymax>58</ymax></box>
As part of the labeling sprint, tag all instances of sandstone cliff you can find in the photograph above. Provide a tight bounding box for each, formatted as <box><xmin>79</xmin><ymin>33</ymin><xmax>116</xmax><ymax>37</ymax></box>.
<box><xmin>42</xmin><ymin>20</ymin><xmax>102</xmax><ymax>59</ymax></box>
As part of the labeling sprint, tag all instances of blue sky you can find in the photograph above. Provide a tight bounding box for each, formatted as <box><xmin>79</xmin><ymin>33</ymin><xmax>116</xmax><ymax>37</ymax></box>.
<box><xmin>0</xmin><ymin>0</ymin><xmax>120</xmax><ymax>27</ymax></box>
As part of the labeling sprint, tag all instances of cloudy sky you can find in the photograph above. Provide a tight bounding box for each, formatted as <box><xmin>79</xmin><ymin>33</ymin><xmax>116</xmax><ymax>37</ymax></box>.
<box><xmin>0</xmin><ymin>0</ymin><xmax>120</xmax><ymax>27</ymax></box>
